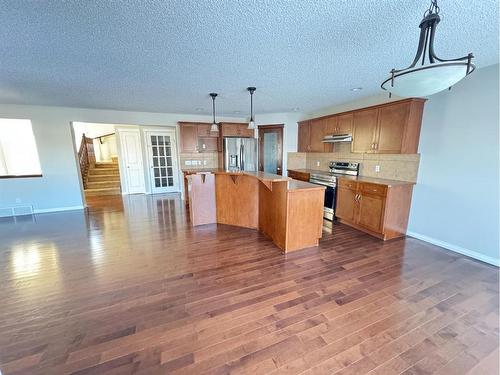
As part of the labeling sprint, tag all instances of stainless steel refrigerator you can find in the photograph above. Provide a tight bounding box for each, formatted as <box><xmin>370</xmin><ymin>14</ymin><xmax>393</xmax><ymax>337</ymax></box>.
<box><xmin>223</xmin><ymin>137</ymin><xmax>258</xmax><ymax>171</ymax></box>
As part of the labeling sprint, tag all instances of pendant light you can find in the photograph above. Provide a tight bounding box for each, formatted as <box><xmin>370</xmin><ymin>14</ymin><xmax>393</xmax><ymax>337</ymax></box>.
<box><xmin>247</xmin><ymin>87</ymin><xmax>256</xmax><ymax>130</ymax></box>
<box><xmin>209</xmin><ymin>93</ymin><xmax>219</xmax><ymax>133</ymax></box>
<box><xmin>381</xmin><ymin>0</ymin><xmax>475</xmax><ymax>97</ymax></box>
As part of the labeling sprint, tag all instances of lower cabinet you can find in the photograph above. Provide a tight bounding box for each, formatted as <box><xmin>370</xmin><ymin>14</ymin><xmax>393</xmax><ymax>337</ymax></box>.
<box><xmin>336</xmin><ymin>178</ymin><xmax>414</xmax><ymax>240</ymax></box>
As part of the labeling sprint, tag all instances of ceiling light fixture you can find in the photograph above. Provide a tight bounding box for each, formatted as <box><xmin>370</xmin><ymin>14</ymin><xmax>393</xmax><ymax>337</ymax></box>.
<box><xmin>209</xmin><ymin>93</ymin><xmax>219</xmax><ymax>133</ymax></box>
<box><xmin>350</xmin><ymin>87</ymin><xmax>363</xmax><ymax>92</ymax></box>
<box><xmin>247</xmin><ymin>87</ymin><xmax>256</xmax><ymax>130</ymax></box>
<box><xmin>381</xmin><ymin>0</ymin><xmax>475</xmax><ymax>97</ymax></box>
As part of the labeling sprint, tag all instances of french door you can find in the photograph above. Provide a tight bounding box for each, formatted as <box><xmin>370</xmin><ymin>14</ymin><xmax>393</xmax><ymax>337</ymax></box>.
<box><xmin>146</xmin><ymin>130</ymin><xmax>179</xmax><ymax>193</ymax></box>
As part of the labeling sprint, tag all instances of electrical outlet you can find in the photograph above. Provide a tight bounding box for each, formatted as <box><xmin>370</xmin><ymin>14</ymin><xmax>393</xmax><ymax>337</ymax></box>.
<box><xmin>185</xmin><ymin>160</ymin><xmax>192</xmax><ymax>166</ymax></box>
<box><xmin>203</xmin><ymin>160</ymin><xmax>207</xmax><ymax>165</ymax></box>
<box><xmin>375</xmin><ymin>165</ymin><xmax>381</xmax><ymax>173</ymax></box>
<box><xmin>316</xmin><ymin>161</ymin><xmax>320</xmax><ymax>167</ymax></box>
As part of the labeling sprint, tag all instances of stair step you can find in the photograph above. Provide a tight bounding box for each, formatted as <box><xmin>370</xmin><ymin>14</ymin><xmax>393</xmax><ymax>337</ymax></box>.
<box><xmin>89</xmin><ymin>168</ymin><xmax>120</xmax><ymax>175</ymax></box>
<box><xmin>86</xmin><ymin>181</ymin><xmax>121</xmax><ymax>189</ymax></box>
<box><xmin>95</xmin><ymin>162</ymin><xmax>118</xmax><ymax>168</ymax></box>
<box><xmin>84</xmin><ymin>187</ymin><xmax>121</xmax><ymax>197</ymax></box>
<box><xmin>87</xmin><ymin>174</ymin><xmax>121</xmax><ymax>182</ymax></box>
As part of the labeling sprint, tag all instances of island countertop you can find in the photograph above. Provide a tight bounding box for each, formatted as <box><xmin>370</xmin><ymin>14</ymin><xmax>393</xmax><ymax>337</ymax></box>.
<box><xmin>184</xmin><ymin>169</ymin><xmax>324</xmax><ymax>191</ymax></box>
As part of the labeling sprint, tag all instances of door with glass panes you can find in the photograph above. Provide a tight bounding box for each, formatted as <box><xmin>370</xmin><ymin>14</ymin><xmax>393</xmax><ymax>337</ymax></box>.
<box><xmin>146</xmin><ymin>131</ymin><xmax>179</xmax><ymax>193</ymax></box>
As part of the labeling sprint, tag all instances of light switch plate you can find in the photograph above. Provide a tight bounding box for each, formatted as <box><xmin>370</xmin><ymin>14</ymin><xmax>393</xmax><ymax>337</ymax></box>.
<box><xmin>316</xmin><ymin>161</ymin><xmax>320</xmax><ymax>167</ymax></box>
<box><xmin>185</xmin><ymin>160</ymin><xmax>192</xmax><ymax>166</ymax></box>
<box><xmin>375</xmin><ymin>165</ymin><xmax>380</xmax><ymax>173</ymax></box>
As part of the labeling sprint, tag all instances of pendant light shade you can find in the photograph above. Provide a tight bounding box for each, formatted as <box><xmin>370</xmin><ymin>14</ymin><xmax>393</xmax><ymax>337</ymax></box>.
<box><xmin>209</xmin><ymin>93</ymin><xmax>219</xmax><ymax>133</ymax></box>
<box><xmin>247</xmin><ymin>87</ymin><xmax>256</xmax><ymax>130</ymax></box>
<box><xmin>381</xmin><ymin>0</ymin><xmax>474</xmax><ymax>97</ymax></box>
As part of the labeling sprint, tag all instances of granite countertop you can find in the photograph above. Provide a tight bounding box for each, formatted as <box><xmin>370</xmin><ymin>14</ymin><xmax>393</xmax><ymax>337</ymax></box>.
<box><xmin>287</xmin><ymin>168</ymin><xmax>415</xmax><ymax>187</ymax></box>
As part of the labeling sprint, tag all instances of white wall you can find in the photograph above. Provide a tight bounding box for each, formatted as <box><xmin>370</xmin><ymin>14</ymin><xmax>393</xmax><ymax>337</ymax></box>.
<box><xmin>0</xmin><ymin>104</ymin><xmax>243</xmax><ymax>212</ymax></box>
<box><xmin>407</xmin><ymin>64</ymin><xmax>499</xmax><ymax>266</ymax></box>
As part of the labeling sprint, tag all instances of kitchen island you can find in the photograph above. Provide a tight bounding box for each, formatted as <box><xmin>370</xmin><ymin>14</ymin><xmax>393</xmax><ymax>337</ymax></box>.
<box><xmin>186</xmin><ymin>170</ymin><xmax>325</xmax><ymax>252</ymax></box>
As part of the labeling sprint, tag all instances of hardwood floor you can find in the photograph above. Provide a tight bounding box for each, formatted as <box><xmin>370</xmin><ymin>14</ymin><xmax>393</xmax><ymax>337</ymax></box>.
<box><xmin>0</xmin><ymin>193</ymin><xmax>498</xmax><ymax>374</ymax></box>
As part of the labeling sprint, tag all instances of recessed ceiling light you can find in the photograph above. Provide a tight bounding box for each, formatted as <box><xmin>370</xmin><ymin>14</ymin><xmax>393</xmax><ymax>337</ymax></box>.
<box><xmin>233</xmin><ymin>110</ymin><xmax>241</xmax><ymax>114</ymax></box>
<box><xmin>195</xmin><ymin>107</ymin><xmax>204</xmax><ymax>112</ymax></box>
<box><xmin>292</xmin><ymin>107</ymin><xmax>300</xmax><ymax>112</ymax></box>
<box><xmin>350</xmin><ymin>87</ymin><xmax>363</xmax><ymax>92</ymax></box>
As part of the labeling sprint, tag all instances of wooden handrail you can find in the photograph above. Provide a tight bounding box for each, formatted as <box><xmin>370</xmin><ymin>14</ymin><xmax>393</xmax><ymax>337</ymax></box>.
<box><xmin>78</xmin><ymin>133</ymin><xmax>95</xmax><ymax>189</ymax></box>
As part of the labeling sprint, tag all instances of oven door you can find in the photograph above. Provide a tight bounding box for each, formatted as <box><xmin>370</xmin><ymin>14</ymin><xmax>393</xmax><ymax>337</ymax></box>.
<box><xmin>309</xmin><ymin>178</ymin><xmax>336</xmax><ymax>221</ymax></box>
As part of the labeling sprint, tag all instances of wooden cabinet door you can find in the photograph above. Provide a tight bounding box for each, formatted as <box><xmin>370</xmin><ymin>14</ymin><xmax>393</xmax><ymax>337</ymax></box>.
<box><xmin>357</xmin><ymin>192</ymin><xmax>385</xmax><ymax>233</ymax></box>
<box><xmin>325</xmin><ymin>116</ymin><xmax>338</xmax><ymax>135</ymax></box>
<box><xmin>337</xmin><ymin>113</ymin><xmax>354</xmax><ymax>134</ymax></box>
<box><xmin>180</xmin><ymin>124</ymin><xmax>198</xmax><ymax>152</ymax></box>
<box><xmin>238</xmin><ymin>124</ymin><xmax>255</xmax><ymax>138</ymax></box>
<box><xmin>309</xmin><ymin>119</ymin><xmax>326</xmax><ymax>152</ymax></box>
<box><xmin>220</xmin><ymin>123</ymin><xmax>239</xmax><ymax>137</ymax></box>
<box><xmin>376</xmin><ymin>102</ymin><xmax>410</xmax><ymax>153</ymax></box>
<box><xmin>297</xmin><ymin>121</ymin><xmax>310</xmax><ymax>152</ymax></box>
<box><xmin>198</xmin><ymin>137</ymin><xmax>218</xmax><ymax>152</ymax></box>
<box><xmin>335</xmin><ymin>186</ymin><xmax>357</xmax><ymax>223</ymax></box>
<box><xmin>352</xmin><ymin>109</ymin><xmax>378</xmax><ymax>153</ymax></box>
<box><xmin>197</xmin><ymin>125</ymin><xmax>211</xmax><ymax>138</ymax></box>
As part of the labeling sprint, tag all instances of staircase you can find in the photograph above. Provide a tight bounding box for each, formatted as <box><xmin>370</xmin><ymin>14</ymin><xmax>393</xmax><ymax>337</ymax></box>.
<box><xmin>84</xmin><ymin>159</ymin><xmax>121</xmax><ymax>197</ymax></box>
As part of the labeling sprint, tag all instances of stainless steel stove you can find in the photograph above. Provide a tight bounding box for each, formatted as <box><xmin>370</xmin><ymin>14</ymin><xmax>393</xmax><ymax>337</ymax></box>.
<box><xmin>309</xmin><ymin>161</ymin><xmax>360</xmax><ymax>221</ymax></box>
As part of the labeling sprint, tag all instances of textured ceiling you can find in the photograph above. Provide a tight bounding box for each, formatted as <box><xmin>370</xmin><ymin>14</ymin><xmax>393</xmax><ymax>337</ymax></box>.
<box><xmin>0</xmin><ymin>0</ymin><xmax>498</xmax><ymax>116</ymax></box>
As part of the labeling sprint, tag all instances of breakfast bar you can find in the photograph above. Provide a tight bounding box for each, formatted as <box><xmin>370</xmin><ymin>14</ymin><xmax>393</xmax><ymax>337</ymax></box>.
<box><xmin>187</xmin><ymin>170</ymin><xmax>325</xmax><ymax>252</ymax></box>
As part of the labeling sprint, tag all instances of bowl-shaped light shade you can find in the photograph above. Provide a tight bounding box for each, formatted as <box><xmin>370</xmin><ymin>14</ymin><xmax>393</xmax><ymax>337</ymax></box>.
<box><xmin>210</xmin><ymin>122</ymin><xmax>219</xmax><ymax>132</ymax></box>
<box><xmin>381</xmin><ymin>62</ymin><xmax>474</xmax><ymax>97</ymax></box>
<box><xmin>247</xmin><ymin>119</ymin><xmax>255</xmax><ymax>130</ymax></box>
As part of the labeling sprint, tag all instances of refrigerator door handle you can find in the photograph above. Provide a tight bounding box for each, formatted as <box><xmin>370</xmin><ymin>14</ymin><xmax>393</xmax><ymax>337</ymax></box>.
<box><xmin>240</xmin><ymin>143</ymin><xmax>244</xmax><ymax>171</ymax></box>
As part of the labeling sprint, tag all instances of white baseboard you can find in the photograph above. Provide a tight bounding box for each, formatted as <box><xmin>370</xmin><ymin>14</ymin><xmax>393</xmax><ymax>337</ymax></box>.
<box><xmin>407</xmin><ymin>231</ymin><xmax>499</xmax><ymax>267</ymax></box>
<box><xmin>33</xmin><ymin>205</ymin><xmax>85</xmax><ymax>214</ymax></box>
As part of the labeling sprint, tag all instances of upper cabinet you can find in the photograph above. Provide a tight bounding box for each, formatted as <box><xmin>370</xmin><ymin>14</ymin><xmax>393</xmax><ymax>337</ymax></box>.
<box><xmin>220</xmin><ymin>123</ymin><xmax>255</xmax><ymax>138</ymax></box>
<box><xmin>352</xmin><ymin>108</ymin><xmax>379</xmax><ymax>153</ymax></box>
<box><xmin>179</xmin><ymin>123</ymin><xmax>199</xmax><ymax>152</ymax></box>
<box><xmin>297</xmin><ymin>121</ymin><xmax>311</xmax><ymax>152</ymax></box>
<box><xmin>297</xmin><ymin>98</ymin><xmax>425</xmax><ymax>155</ymax></box>
<box><xmin>309</xmin><ymin>119</ymin><xmax>326</xmax><ymax>152</ymax></box>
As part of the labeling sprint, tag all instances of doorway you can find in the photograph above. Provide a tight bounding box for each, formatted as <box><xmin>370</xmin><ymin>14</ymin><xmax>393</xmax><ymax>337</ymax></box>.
<box><xmin>144</xmin><ymin>129</ymin><xmax>179</xmax><ymax>193</ymax></box>
<box><xmin>258</xmin><ymin>124</ymin><xmax>284</xmax><ymax>175</ymax></box>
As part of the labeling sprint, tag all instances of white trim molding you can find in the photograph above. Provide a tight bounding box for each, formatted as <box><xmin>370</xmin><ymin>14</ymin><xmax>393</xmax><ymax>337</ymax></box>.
<box><xmin>33</xmin><ymin>205</ymin><xmax>85</xmax><ymax>214</ymax></box>
<box><xmin>407</xmin><ymin>231</ymin><xmax>499</xmax><ymax>267</ymax></box>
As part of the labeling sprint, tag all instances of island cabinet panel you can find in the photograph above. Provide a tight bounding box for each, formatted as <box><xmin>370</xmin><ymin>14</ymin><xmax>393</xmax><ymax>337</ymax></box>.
<box><xmin>351</xmin><ymin>108</ymin><xmax>379</xmax><ymax>153</ymax></box>
<box><xmin>336</xmin><ymin>178</ymin><xmax>414</xmax><ymax>240</ymax></box>
<box><xmin>259</xmin><ymin>181</ymin><xmax>288</xmax><ymax>250</ymax></box>
<box><xmin>215</xmin><ymin>174</ymin><xmax>259</xmax><ymax>229</ymax></box>
<box><xmin>297</xmin><ymin>121</ymin><xmax>311</xmax><ymax>152</ymax></box>
<box><xmin>309</xmin><ymin>119</ymin><xmax>326</xmax><ymax>152</ymax></box>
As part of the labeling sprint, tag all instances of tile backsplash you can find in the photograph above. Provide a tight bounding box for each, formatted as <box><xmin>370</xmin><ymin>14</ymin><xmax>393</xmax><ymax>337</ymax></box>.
<box><xmin>180</xmin><ymin>152</ymin><xmax>219</xmax><ymax>170</ymax></box>
<box><xmin>287</xmin><ymin>145</ymin><xmax>420</xmax><ymax>182</ymax></box>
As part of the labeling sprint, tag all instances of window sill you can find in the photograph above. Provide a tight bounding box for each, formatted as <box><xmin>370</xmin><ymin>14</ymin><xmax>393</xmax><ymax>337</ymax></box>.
<box><xmin>0</xmin><ymin>174</ymin><xmax>43</xmax><ymax>179</ymax></box>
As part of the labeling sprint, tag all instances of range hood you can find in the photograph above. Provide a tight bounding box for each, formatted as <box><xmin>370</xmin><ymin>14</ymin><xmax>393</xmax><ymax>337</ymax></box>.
<box><xmin>322</xmin><ymin>134</ymin><xmax>353</xmax><ymax>143</ymax></box>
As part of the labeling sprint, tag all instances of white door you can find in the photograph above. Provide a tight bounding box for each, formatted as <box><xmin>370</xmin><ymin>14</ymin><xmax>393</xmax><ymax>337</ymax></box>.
<box><xmin>118</xmin><ymin>129</ymin><xmax>146</xmax><ymax>194</ymax></box>
<box><xmin>145</xmin><ymin>131</ymin><xmax>179</xmax><ymax>193</ymax></box>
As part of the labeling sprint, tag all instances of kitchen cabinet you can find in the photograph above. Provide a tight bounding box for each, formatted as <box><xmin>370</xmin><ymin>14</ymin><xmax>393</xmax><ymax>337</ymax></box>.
<box><xmin>220</xmin><ymin>123</ymin><xmax>255</xmax><ymax>138</ymax></box>
<box><xmin>297</xmin><ymin>121</ymin><xmax>311</xmax><ymax>152</ymax></box>
<box><xmin>309</xmin><ymin>119</ymin><xmax>326</xmax><ymax>152</ymax></box>
<box><xmin>297</xmin><ymin>98</ymin><xmax>425</xmax><ymax>155</ymax></box>
<box><xmin>179</xmin><ymin>123</ymin><xmax>199</xmax><ymax>152</ymax></box>
<box><xmin>197</xmin><ymin>124</ymin><xmax>218</xmax><ymax>138</ymax></box>
<box><xmin>335</xmin><ymin>178</ymin><xmax>414</xmax><ymax>240</ymax></box>
<box><xmin>325</xmin><ymin>113</ymin><xmax>353</xmax><ymax>135</ymax></box>
<box><xmin>287</xmin><ymin>170</ymin><xmax>310</xmax><ymax>182</ymax></box>
<box><xmin>351</xmin><ymin>108</ymin><xmax>379</xmax><ymax>153</ymax></box>
<box><xmin>179</xmin><ymin>122</ymin><xmax>221</xmax><ymax>153</ymax></box>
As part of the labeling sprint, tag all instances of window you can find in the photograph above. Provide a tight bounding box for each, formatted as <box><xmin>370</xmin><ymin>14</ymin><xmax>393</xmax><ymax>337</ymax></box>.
<box><xmin>0</xmin><ymin>119</ymin><xmax>42</xmax><ymax>177</ymax></box>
